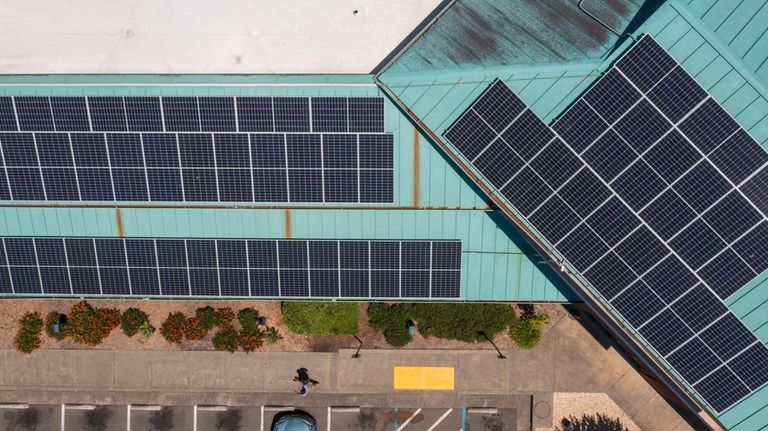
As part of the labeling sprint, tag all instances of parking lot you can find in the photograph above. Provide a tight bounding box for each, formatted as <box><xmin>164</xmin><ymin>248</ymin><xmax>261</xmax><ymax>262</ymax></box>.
<box><xmin>0</xmin><ymin>403</ymin><xmax>516</xmax><ymax>430</ymax></box>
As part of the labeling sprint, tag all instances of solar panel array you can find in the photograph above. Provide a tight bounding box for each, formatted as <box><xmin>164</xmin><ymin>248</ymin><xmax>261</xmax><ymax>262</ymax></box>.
<box><xmin>444</xmin><ymin>35</ymin><xmax>768</xmax><ymax>413</ymax></box>
<box><xmin>0</xmin><ymin>238</ymin><xmax>461</xmax><ymax>298</ymax></box>
<box><xmin>0</xmin><ymin>96</ymin><xmax>393</xmax><ymax>203</ymax></box>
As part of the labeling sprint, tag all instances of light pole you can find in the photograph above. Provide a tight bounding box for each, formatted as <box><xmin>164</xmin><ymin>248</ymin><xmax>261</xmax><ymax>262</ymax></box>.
<box><xmin>351</xmin><ymin>335</ymin><xmax>363</xmax><ymax>358</ymax></box>
<box><xmin>477</xmin><ymin>331</ymin><xmax>505</xmax><ymax>359</ymax></box>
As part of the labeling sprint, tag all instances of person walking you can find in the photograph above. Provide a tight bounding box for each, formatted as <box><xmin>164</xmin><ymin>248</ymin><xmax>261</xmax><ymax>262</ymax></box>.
<box><xmin>294</xmin><ymin>368</ymin><xmax>319</xmax><ymax>396</ymax></box>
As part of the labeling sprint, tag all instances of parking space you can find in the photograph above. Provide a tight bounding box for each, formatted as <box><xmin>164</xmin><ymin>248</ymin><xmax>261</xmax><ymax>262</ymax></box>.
<box><xmin>0</xmin><ymin>402</ymin><xmax>515</xmax><ymax>430</ymax></box>
<box><xmin>463</xmin><ymin>408</ymin><xmax>516</xmax><ymax>431</ymax></box>
<box><xmin>64</xmin><ymin>405</ymin><xmax>126</xmax><ymax>431</ymax></box>
<box><xmin>0</xmin><ymin>404</ymin><xmax>60</xmax><ymax>430</ymax></box>
<box><xmin>129</xmin><ymin>405</ymin><xmax>193</xmax><ymax>431</ymax></box>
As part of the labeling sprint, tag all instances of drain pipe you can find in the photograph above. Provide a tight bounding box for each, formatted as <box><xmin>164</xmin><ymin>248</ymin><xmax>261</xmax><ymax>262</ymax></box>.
<box><xmin>578</xmin><ymin>0</ymin><xmax>636</xmax><ymax>40</ymax></box>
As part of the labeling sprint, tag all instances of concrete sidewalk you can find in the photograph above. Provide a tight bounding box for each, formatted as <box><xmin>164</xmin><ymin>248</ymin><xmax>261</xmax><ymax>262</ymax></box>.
<box><xmin>0</xmin><ymin>314</ymin><xmax>694</xmax><ymax>430</ymax></box>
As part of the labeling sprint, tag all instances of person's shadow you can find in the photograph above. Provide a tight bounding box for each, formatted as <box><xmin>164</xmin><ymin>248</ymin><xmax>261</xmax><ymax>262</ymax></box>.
<box><xmin>295</xmin><ymin>368</ymin><xmax>319</xmax><ymax>384</ymax></box>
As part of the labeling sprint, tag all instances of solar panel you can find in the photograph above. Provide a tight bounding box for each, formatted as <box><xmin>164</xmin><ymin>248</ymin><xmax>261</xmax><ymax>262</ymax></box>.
<box><xmin>442</xmin><ymin>35</ymin><xmax>768</xmax><ymax>413</ymax></box>
<box><xmin>0</xmin><ymin>96</ymin><xmax>393</xmax><ymax>204</ymax></box>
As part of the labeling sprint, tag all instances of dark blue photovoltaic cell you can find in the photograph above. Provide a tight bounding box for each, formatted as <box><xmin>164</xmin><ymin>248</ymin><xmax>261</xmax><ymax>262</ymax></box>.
<box><xmin>666</xmin><ymin>337</ymin><xmax>722</xmax><ymax>384</ymax></box>
<box><xmin>614</xmin><ymin>226</ymin><xmax>669</xmax><ymax>275</ymax></box>
<box><xmin>741</xmin><ymin>166</ymin><xmax>767</xmax><ymax>216</ymax></box>
<box><xmin>472</xmin><ymin>79</ymin><xmax>526</xmax><ymax>133</ymax></box>
<box><xmin>107</xmin><ymin>134</ymin><xmax>143</xmax><ymax>167</ymax></box>
<box><xmin>142</xmin><ymin>134</ymin><xmax>179</xmax><ymax>167</ymax></box>
<box><xmin>280</xmin><ymin>269</ymin><xmax>309</xmax><ymax>297</ymax></box>
<box><xmin>273</xmin><ymin>98</ymin><xmax>310</xmax><ymax>133</ymax></box>
<box><xmin>359</xmin><ymin>134</ymin><xmax>394</xmax><ymax>168</ymax></box>
<box><xmin>528</xmin><ymin>139</ymin><xmax>583</xmax><ymax>190</ymax></box>
<box><xmin>250</xmin><ymin>134</ymin><xmax>286</xmax><ymax>169</ymax></box>
<box><xmin>733</xmin><ymin>221</ymin><xmax>768</xmax><ymax>274</ymax></box>
<box><xmin>159</xmin><ymin>268</ymin><xmax>189</xmax><ymax>296</ymax></box>
<box><xmin>670</xmin><ymin>219</ymin><xmax>728</xmax><ymax>270</ymax></box>
<box><xmin>0</xmin><ymin>268</ymin><xmax>11</xmax><ymax>293</ymax></box>
<box><xmin>309</xmin><ymin>241</ymin><xmax>338</xmax><ymax>269</ymax></box>
<box><xmin>278</xmin><ymin>241</ymin><xmax>307</xmax><ymax>268</ymax></box>
<box><xmin>432</xmin><ymin>242</ymin><xmax>461</xmax><ymax>270</ymax></box>
<box><xmin>252</xmin><ymin>169</ymin><xmax>288</xmax><ymax>202</ymax></box>
<box><xmin>638</xmin><ymin>308</ymin><xmax>694</xmax><ymax>356</ymax></box>
<box><xmin>0</xmin><ymin>97</ymin><xmax>17</xmax><ymax>131</ymax></box>
<box><xmin>147</xmin><ymin>169</ymin><xmax>183</xmax><ymax>201</ymax></box>
<box><xmin>642</xmin><ymin>129</ymin><xmax>701</xmax><ymax>184</ymax></box>
<box><xmin>77</xmin><ymin>168</ymin><xmax>113</xmax><ymax>200</ymax></box>
<box><xmin>163</xmin><ymin>97</ymin><xmax>200</xmax><ymax>132</ymax></box>
<box><xmin>671</xmin><ymin>284</ymin><xmax>728</xmax><ymax>332</ymax></box>
<box><xmin>40</xmin><ymin>266</ymin><xmax>71</xmax><ymax>294</ymax></box>
<box><xmin>182</xmin><ymin>169</ymin><xmax>217</xmax><ymax>201</ymax></box>
<box><xmin>340</xmin><ymin>270</ymin><xmax>369</xmax><ymax>297</ymax></box>
<box><xmin>697</xmin><ymin>249</ymin><xmax>758</xmax><ymax>299</ymax></box>
<box><xmin>7</xmin><ymin>168</ymin><xmax>45</xmax><ymax>200</ymax></box>
<box><xmin>157</xmin><ymin>240</ymin><xmax>187</xmax><ymax>267</ymax></box>
<box><xmin>189</xmin><ymin>269</ymin><xmax>219</xmax><ymax>296</ymax></box>
<box><xmin>402</xmin><ymin>271</ymin><xmax>430</xmax><ymax>298</ymax></box>
<box><xmin>678</xmin><ymin>98</ymin><xmax>739</xmax><ymax>155</ymax></box>
<box><xmin>1</xmin><ymin>133</ymin><xmax>37</xmax><ymax>165</ymax></box>
<box><xmin>199</xmin><ymin>97</ymin><xmax>236</xmax><ymax>132</ymax></box>
<box><xmin>219</xmin><ymin>269</ymin><xmax>249</xmax><ymax>296</ymax></box>
<box><xmin>69</xmin><ymin>267</ymin><xmax>100</xmax><ymax>294</ymax></box>
<box><xmin>5</xmin><ymin>238</ymin><xmax>36</xmax><ymax>265</ymax></box>
<box><xmin>50</xmin><ymin>97</ymin><xmax>90</xmax><ymax>131</ymax></box>
<box><xmin>359</xmin><ymin>170</ymin><xmax>393</xmax><ymax>203</ymax></box>
<box><xmin>95</xmin><ymin>239</ymin><xmax>127</xmax><ymax>267</ymax></box>
<box><xmin>65</xmin><ymin>238</ymin><xmax>97</xmax><ymax>266</ymax></box>
<box><xmin>100</xmin><ymin>267</ymin><xmax>130</xmax><ymax>295</ymax></box>
<box><xmin>250</xmin><ymin>269</ymin><xmax>279</xmax><ymax>296</ymax></box>
<box><xmin>402</xmin><ymin>242</ymin><xmax>430</xmax><ymax>270</ymax></box>
<box><xmin>348</xmin><ymin>97</ymin><xmax>385</xmax><ymax>133</ymax></box>
<box><xmin>642</xmin><ymin>255</ymin><xmax>698</xmax><ymax>303</ymax></box>
<box><xmin>126</xmin><ymin>239</ymin><xmax>156</xmax><ymax>267</ymax></box>
<box><xmin>501</xmin><ymin>109</ymin><xmax>555</xmax><ymax>159</ymax></box>
<box><xmin>130</xmin><ymin>267</ymin><xmax>160</xmax><ymax>295</ymax></box>
<box><xmin>370</xmin><ymin>270</ymin><xmax>399</xmax><ymax>297</ymax></box>
<box><xmin>237</xmin><ymin>97</ymin><xmax>274</xmax><ymax>132</ymax></box>
<box><xmin>647</xmin><ymin>66</ymin><xmax>707</xmax><ymax>123</ymax></box>
<box><xmin>473</xmin><ymin>140</ymin><xmax>525</xmax><ymax>188</ymax></box>
<box><xmin>613</xmin><ymin>99</ymin><xmax>671</xmax><ymax>154</ymax></box>
<box><xmin>215</xmin><ymin>134</ymin><xmax>250</xmax><ymax>168</ymax></box>
<box><xmin>371</xmin><ymin>242</ymin><xmax>399</xmax><ymax>269</ymax></box>
<box><xmin>694</xmin><ymin>367</ymin><xmax>750</xmax><ymax>413</ymax></box>
<box><xmin>288</xmin><ymin>169</ymin><xmax>323</xmax><ymax>202</ymax></box>
<box><xmin>124</xmin><ymin>97</ymin><xmax>163</xmax><ymax>132</ymax></box>
<box><xmin>610</xmin><ymin>280</ymin><xmax>665</xmax><ymax>327</ymax></box>
<box><xmin>10</xmin><ymin>267</ymin><xmax>41</xmax><ymax>293</ymax></box>
<box><xmin>444</xmin><ymin>110</ymin><xmax>497</xmax><ymax>161</ymax></box>
<box><xmin>310</xmin><ymin>269</ymin><xmax>339</xmax><ymax>296</ymax></box>
<box><xmin>36</xmin><ymin>133</ymin><xmax>73</xmax><ymax>166</ymax></box>
<box><xmin>89</xmin><ymin>97</ymin><xmax>127</xmax><ymax>132</ymax></box>
<box><xmin>528</xmin><ymin>195</ymin><xmax>581</xmax><ymax>244</ymax></box>
<box><xmin>286</xmin><ymin>134</ymin><xmax>321</xmax><ymax>168</ymax></box>
<box><xmin>557</xmin><ymin>223</ymin><xmax>609</xmax><ymax>271</ymax></box>
<box><xmin>113</xmin><ymin>169</ymin><xmax>148</xmax><ymax>201</ymax></box>
<box><xmin>583</xmin><ymin>252</ymin><xmax>637</xmax><ymax>300</ymax></box>
<box><xmin>187</xmin><ymin>240</ymin><xmax>216</xmax><ymax>267</ymax></box>
<box><xmin>585</xmin><ymin>197</ymin><xmax>641</xmax><ymax>246</ymax></box>
<box><xmin>340</xmin><ymin>241</ymin><xmax>369</xmax><ymax>269</ymax></box>
<box><xmin>582</xmin><ymin>129</ymin><xmax>638</xmax><ymax>182</ymax></box>
<box><xmin>431</xmin><ymin>271</ymin><xmax>460</xmax><ymax>298</ymax></box>
<box><xmin>708</xmin><ymin>129</ymin><xmax>768</xmax><ymax>184</ymax></box>
<box><xmin>673</xmin><ymin>162</ymin><xmax>732</xmax><ymax>214</ymax></box>
<box><xmin>558</xmin><ymin>168</ymin><xmax>611</xmax><ymax>218</ymax></box>
<box><xmin>35</xmin><ymin>238</ymin><xmax>66</xmax><ymax>266</ymax></box>
<box><xmin>323</xmin><ymin>134</ymin><xmax>356</xmax><ymax>168</ymax></box>
<box><xmin>699</xmin><ymin>314</ymin><xmax>756</xmax><ymax>360</ymax></box>
<box><xmin>500</xmin><ymin>167</ymin><xmax>553</xmax><ymax>216</ymax></box>
<box><xmin>584</xmin><ymin>69</ymin><xmax>641</xmax><ymax>124</ymax></box>
<box><xmin>728</xmin><ymin>344</ymin><xmax>768</xmax><ymax>391</ymax></box>
<box><xmin>611</xmin><ymin>160</ymin><xmax>668</xmax><ymax>211</ymax></box>
<box><xmin>702</xmin><ymin>192</ymin><xmax>762</xmax><ymax>243</ymax></box>
<box><xmin>178</xmin><ymin>134</ymin><xmax>214</xmax><ymax>167</ymax></box>
<box><xmin>71</xmin><ymin>133</ymin><xmax>109</xmax><ymax>167</ymax></box>
<box><xmin>311</xmin><ymin>97</ymin><xmax>347</xmax><ymax>133</ymax></box>
<box><xmin>218</xmin><ymin>169</ymin><xmax>252</xmax><ymax>202</ymax></box>
<box><xmin>15</xmin><ymin>97</ymin><xmax>54</xmax><ymax>131</ymax></box>
<box><xmin>639</xmin><ymin>190</ymin><xmax>697</xmax><ymax>240</ymax></box>
<box><xmin>552</xmin><ymin>100</ymin><xmax>608</xmax><ymax>153</ymax></box>
<box><xmin>324</xmin><ymin>170</ymin><xmax>357</xmax><ymax>203</ymax></box>
<box><xmin>615</xmin><ymin>35</ymin><xmax>677</xmax><ymax>92</ymax></box>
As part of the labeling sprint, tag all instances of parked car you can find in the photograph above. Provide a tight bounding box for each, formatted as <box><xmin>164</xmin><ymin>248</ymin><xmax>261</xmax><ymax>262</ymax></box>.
<box><xmin>271</xmin><ymin>411</ymin><xmax>317</xmax><ymax>431</ymax></box>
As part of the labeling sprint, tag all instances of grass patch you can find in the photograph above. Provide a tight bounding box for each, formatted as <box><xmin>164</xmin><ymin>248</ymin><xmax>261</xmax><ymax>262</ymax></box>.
<box><xmin>282</xmin><ymin>301</ymin><xmax>358</xmax><ymax>335</ymax></box>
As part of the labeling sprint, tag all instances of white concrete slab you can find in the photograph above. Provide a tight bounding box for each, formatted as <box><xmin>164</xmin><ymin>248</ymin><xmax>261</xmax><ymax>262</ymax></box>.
<box><xmin>0</xmin><ymin>0</ymin><xmax>442</xmax><ymax>74</ymax></box>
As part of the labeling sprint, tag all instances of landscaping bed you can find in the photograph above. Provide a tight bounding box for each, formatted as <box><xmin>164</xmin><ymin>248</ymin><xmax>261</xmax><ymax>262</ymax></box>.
<box><xmin>0</xmin><ymin>299</ymin><xmax>565</xmax><ymax>353</ymax></box>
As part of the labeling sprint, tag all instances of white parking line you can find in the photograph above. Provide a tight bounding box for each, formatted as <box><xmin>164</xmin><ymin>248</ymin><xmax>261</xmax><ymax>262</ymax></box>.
<box><xmin>126</xmin><ymin>405</ymin><xmax>130</xmax><ymax>431</ymax></box>
<box><xmin>193</xmin><ymin>405</ymin><xmax>197</xmax><ymax>431</ymax></box>
<box><xmin>327</xmin><ymin>406</ymin><xmax>332</xmax><ymax>431</ymax></box>
<box><xmin>427</xmin><ymin>408</ymin><xmax>454</xmax><ymax>431</ymax></box>
<box><xmin>397</xmin><ymin>408</ymin><xmax>422</xmax><ymax>431</ymax></box>
<box><xmin>260</xmin><ymin>406</ymin><xmax>265</xmax><ymax>431</ymax></box>
<box><xmin>60</xmin><ymin>404</ymin><xmax>65</xmax><ymax>431</ymax></box>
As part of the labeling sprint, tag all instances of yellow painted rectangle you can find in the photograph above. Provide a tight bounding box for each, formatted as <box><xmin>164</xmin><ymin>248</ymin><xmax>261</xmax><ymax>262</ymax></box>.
<box><xmin>393</xmin><ymin>366</ymin><xmax>455</xmax><ymax>390</ymax></box>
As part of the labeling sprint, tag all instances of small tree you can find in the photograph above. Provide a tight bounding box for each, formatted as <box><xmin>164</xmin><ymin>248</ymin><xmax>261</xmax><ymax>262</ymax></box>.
<box><xmin>121</xmin><ymin>308</ymin><xmax>152</xmax><ymax>337</ymax></box>
<box><xmin>212</xmin><ymin>326</ymin><xmax>239</xmax><ymax>353</ymax></box>
<box><xmin>160</xmin><ymin>312</ymin><xmax>187</xmax><ymax>344</ymax></box>
<box><xmin>65</xmin><ymin>301</ymin><xmax>121</xmax><ymax>346</ymax></box>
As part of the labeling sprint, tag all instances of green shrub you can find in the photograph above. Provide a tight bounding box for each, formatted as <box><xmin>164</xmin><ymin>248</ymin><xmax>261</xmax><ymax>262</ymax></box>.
<box><xmin>160</xmin><ymin>312</ymin><xmax>187</xmax><ymax>344</ymax></box>
<box><xmin>195</xmin><ymin>306</ymin><xmax>235</xmax><ymax>329</ymax></box>
<box><xmin>237</xmin><ymin>308</ymin><xmax>261</xmax><ymax>331</ymax></box>
<box><xmin>183</xmin><ymin>317</ymin><xmax>208</xmax><ymax>340</ymax></box>
<box><xmin>509</xmin><ymin>312</ymin><xmax>548</xmax><ymax>349</ymax></box>
<box><xmin>410</xmin><ymin>303</ymin><xmax>516</xmax><ymax>342</ymax></box>
<box><xmin>282</xmin><ymin>301</ymin><xmax>358</xmax><ymax>335</ymax></box>
<box><xmin>121</xmin><ymin>308</ymin><xmax>150</xmax><ymax>337</ymax></box>
<box><xmin>138</xmin><ymin>320</ymin><xmax>155</xmax><ymax>338</ymax></box>
<box><xmin>238</xmin><ymin>327</ymin><xmax>265</xmax><ymax>352</ymax></box>
<box><xmin>45</xmin><ymin>311</ymin><xmax>67</xmax><ymax>341</ymax></box>
<box><xmin>15</xmin><ymin>312</ymin><xmax>44</xmax><ymax>354</ymax></box>
<box><xmin>367</xmin><ymin>303</ymin><xmax>412</xmax><ymax>347</ymax></box>
<box><xmin>212</xmin><ymin>327</ymin><xmax>239</xmax><ymax>353</ymax></box>
<box><xmin>65</xmin><ymin>301</ymin><xmax>121</xmax><ymax>346</ymax></box>
<box><xmin>264</xmin><ymin>326</ymin><xmax>282</xmax><ymax>345</ymax></box>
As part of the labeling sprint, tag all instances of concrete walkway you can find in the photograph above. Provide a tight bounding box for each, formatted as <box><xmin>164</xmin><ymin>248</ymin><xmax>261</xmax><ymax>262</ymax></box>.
<box><xmin>0</xmin><ymin>314</ymin><xmax>694</xmax><ymax>430</ymax></box>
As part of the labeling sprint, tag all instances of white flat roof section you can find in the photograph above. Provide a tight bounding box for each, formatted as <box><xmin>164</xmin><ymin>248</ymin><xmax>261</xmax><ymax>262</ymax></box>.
<box><xmin>0</xmin><ymin>0</ymin><xmax>442</xmax><ymax>74</ymax></box>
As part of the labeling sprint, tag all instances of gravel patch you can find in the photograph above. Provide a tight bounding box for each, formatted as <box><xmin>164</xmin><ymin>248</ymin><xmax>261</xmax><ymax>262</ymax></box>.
<box><xmin>537</xmin><ymin>392</ymin><xmax>641</xmax><ymax>431</ymax></box>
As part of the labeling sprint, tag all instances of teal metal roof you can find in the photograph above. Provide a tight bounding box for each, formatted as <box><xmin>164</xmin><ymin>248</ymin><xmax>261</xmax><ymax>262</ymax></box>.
<box><xmin>0</xmin><ymin>74</ymin><xmax>576</xmax><ymax>303</ymax></box>
<box><xmin>377</xmin><ymin>0</ymin><xmax>768</xmax><ymax>428</ymax></box>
